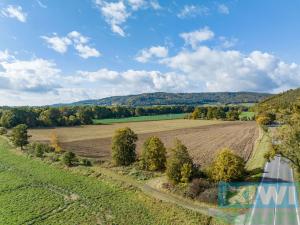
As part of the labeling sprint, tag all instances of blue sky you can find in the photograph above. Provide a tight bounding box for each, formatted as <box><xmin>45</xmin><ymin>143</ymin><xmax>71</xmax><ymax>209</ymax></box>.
<box><xmin>0</xmin><ymin>0</ymin><xmax>300</xmax><ymax>105</ymax></box>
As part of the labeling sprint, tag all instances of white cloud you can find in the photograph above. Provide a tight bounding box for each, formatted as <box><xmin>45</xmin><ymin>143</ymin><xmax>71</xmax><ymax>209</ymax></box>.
<box><xmin>74</xmin><ymin>44</ymin><xmax>101</xmax><ymax>59</ymax></box>
<box><xmin>73</xmin><ymin>68</ymin><xmax>187</xmax><ymax>93</ymax></box>
<box><xmin>149</xmin><ymin>0</ymin><xmax>161</xmax><ymax>10</ymax></box>
<box><xmin>67</xmin><ymin>31</ymin><xmax>89</xmax><ymax>44</ymax></box>
<box><xmin>218</xmin><ymin>4</ymin><xmax>229</xmax><ymax>14</ymax></box>
<box><xmin>41</xmin><ymin>31</ymin><xmax>101</xmax><ymax>58</ymax></box>
<box><xmin>41</xmin><ymin>35</ymin><xmax>72</xmax><ymax>54</ymax></box>
<box><xmin>94</xmin><ymin>0</ymin><xmax>161</xmax><ymax>37</ymax></box>
<box><xmin>95</xmin><ymin>0</ymin><xmax>129</xmax><ymax>37</ymax></box>
<box><xmin>0</xmin><ymin>53</ymin><xmax>61</xmax><ymax>94</ymax></box>
<box><xmin>36</xmin><ymin>0</ymin><xmax>47</xmax><ymax>9</ymax></box>
<box><xmin>177</xmin><ymin>5</ymin><xmax>209</xmax><ymax>18</ymax></box>
<box><xmin>180</xmin><ymin>27</ymin><xmax>214</xmax><ymax>49</ymax></box>
<box><xmin>128</xmin><ymin>0</ymin><xmax>146</xmax><ymax>10</ymax></box>
<box><xmin>1</xmin><ymin>5</ymin><xmax>27</xmax><ymax>23</ymax></box>
<box><xmin>161</xmin><ymin>46</ymin><xmax>300</xmax><ymax>93</ymax></box>
<box><xmin>136</xmin><ymin>46</ymin><xmax>168</xmax><ymax>63</ymax></box>
<box><xmin>219</xmin><ymin>36</ymin><xmax>238</xmax><ymax>49</ymax></box>
<box><xmin>0</xmin><ymin>50</ymin><xmax>14</xmax><ymax>61</ymax></box>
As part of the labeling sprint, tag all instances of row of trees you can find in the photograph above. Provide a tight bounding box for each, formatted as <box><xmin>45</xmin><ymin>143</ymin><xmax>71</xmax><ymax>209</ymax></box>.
<box><xmin>111</xmin><ymin>127</ymin><xmax>246</xmax><ymax>183</ymax></box>
<box><xmin>190</xmin><ymin>106</ymin><xmax>251</xmax><ymax>121</ymax></box>
<box><xmin>268</xmin><ymin>100</ymin><xmax>300</xmax><ymax>172</ymax></box>
<box><xmin>0</xmin><ymin>105</ymin><xmax>195</xmax><ymax>128</ymax></box>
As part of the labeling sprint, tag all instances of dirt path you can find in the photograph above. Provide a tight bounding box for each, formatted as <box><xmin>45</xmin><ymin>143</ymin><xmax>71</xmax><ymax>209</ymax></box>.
<box><xmin>95</xmin><ymin>167</ymin><xmax>236</xmax><ymax>223</ymax></box>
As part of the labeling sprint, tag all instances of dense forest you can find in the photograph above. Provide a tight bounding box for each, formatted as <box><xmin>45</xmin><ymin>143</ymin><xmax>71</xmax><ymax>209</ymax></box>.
<box><xmin>61</xmin><ymin>92</ymin><xmax>271</xmax><ymax>106</ymax></box>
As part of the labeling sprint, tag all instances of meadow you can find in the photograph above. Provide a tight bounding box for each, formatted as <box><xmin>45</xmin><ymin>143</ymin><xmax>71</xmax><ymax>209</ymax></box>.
<box><xmin>93</xmin><ymin>113</ymin><xmax>187</xmax><ymax>124</ymax></box>
<box><xmin>0</xmin><ymin>137</ymin><xmax>222</xmax><ymax>225</ymax></box>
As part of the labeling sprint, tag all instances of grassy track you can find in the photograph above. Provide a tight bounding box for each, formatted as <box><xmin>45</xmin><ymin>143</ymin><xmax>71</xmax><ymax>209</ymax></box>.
<box><xmin>0</xmin><ymin>137</ymin><xmax>221</xmax><ymax>225</ymax></box>
<box><xmin>246</xmin><ymin>128</ymin><xmax>272</xmax><ymax>172</ymax></box>
<box><xmin>93</xmin><ymin>113</ymin><xmax>187</xmax><ymax>124</ymax></box>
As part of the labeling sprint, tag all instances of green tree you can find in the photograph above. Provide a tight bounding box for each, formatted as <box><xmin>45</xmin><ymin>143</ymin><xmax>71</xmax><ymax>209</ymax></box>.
<box><xmin>180</xmin><ymin>163</ymin><xmax>193</xmax><ymax>183</ymax></box>
<box><xmin>77</xmin><ymin>107</ymin><xmax>93</xmax><ymax>124</ymax></box>
<box><xmin>112</xmin><ymin>127</ymin><xmax>138</xmax><ymax>166</ymax></box>
<box><xmin>209</xmin><ymin>148</ymin><xmax>245</xmax><ymax>182</ymax></box>
<box><xmin>10</xmin><ymin>124</ymin><xmax>30</xmax><ymax>149</ymax></box>
<box><xmin>141</xmin><ymin>136</ymin><xmax>166</xmax><ymax>171</ymax></box>
<box><xmin>274</xmin><ymin>122</ymin><xmax>300</xmax><ymax>171</ymax></box>
<box><xmin>0</xmin><ymin>110</ymin><xmax>17</xmax><ymax>128</ymax></box>
<box><xmin>63</xmin><ymin>151</ymin><xmax>78</xmax><ymax>167</ymax></box>
<box><xmin>191</xmin><ymin>108</ymin><xmax>200</xmax><ymax>120</ymax></box>
<box><xmin>166</xmin><ymin>139</ymin><xmax>193</xmax><ymax>183</ymax></box>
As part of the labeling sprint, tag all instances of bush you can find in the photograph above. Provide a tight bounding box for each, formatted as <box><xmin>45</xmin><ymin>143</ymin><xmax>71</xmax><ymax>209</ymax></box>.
<box><xmin>81</xmin><ymin>158</ymin><xmax>92</xmax><ymax>167</ymax></box>
<box><xmin>186</xmin><ymin>178</ymin><xmax>212</xmax><ymax>199</ymax></box>
<box><xmin>62</xmin><ymin>152</ymin><xmax>78</xmax><ymax>167</ymax></box>
<box><xmin>28</xmin><ymin>142</ymin><xmax>54</xmax><ymax>158</ymax></box>
<box><xmin>166</xmin><ymin>139</ymin><xmax>193</xmax><ymax>183</ymax></box>
<box><xmin>197</xmin><ymin>187</ymin><xmax>218</xmax><ymax>204</ymax></box>
<box><xmin>264</xmin><ymin>147</ymin><xmax>276</xmax><ymax>162</ymax></box>
<box><xmin>0</xmin><ymin>127</ymin><xmax>7</xmax><ymax>135</ymax></box>
<box><xmin>256</xmin><ymin>116</ymin><xmax>272</xmax><ymax>126</ymax></box>
<box><xmin>112</xmin><ymin>127</ymin><xmax>138</xmax><ymax>166</ymax></box>
<box><xmin>209</xmin><ymin>148</ymin><xmax>245</xmax><ymax>182</ymax></box>
<box><xmin>140</xmin><ymin>136</ymin><xmax>166</xmax><ymax>171</ymax></box>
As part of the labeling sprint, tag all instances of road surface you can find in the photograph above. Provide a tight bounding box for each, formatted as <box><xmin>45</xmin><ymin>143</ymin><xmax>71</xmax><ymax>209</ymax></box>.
<box><xmin>246</xmin><ymin>156</ymin><xmax>300</xmax><ymax>225</ymax></box>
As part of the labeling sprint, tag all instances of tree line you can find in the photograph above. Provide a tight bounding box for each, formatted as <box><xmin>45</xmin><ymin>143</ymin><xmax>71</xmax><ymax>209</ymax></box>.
<box><xmin>0</xmin><ymin>105</ymin><xmax>194</xmax><ymax>128</ymax></box>
<box><xmin>189</xmin><ymin>106</ymin><xmax>253</xmax><ymax>121</ymax></box>
<box><xmin>111</xmin><ymin>127</ymin><xmax>246</xmax><ymax>184</ymax></box>
<box><xmin>0</xmin><ymin>105</ymin><xmax>252</xmax><ymax>128</ymax></box>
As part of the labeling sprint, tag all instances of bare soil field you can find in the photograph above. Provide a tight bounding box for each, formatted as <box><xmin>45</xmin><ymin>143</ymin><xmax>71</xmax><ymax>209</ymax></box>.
<box><xmin>30</xmin><ymin>120</ymin><xmax>258</xmax><ymax>166</ymax></box>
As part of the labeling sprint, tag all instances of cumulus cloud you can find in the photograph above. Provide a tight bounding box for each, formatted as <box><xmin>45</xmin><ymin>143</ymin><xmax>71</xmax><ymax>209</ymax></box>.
<box><xmin>94</xmin><ymin>0</ymin><xmax>161</xmax><ymax>37</ymax></box>
<box><xmin>73</xmin><ymin>68</ymin><xmax>187</xmax><ymax>93</ymax></box>
<box><xmin>177</xmin><ymin>5</ymin><xmax>209</xmax><ymax>18</ymax></box>
<box><xmin>180</xmin><ymin>27</ymin><xmax>214</xmax><ymax>49</ymax></box>
<box><xmin>41</xmin><ymin>31</ymin><xmax>101</xmax><ymax>58</ymax></box>
<box><xmin>218</xmin><ymin>4</ymin><xmax>229</xmax><ymax>14</ymax></box>
<box><xmin>0</xmin><ymin>52</ymin><xmax>61</xmax><ymax>93</ymax></box>
<box><xmin>1</xmin><ymin>5</ymin><xmax>27</xmax><ymax>23</ymax></box>
<box><xmin>161</xmin><ymin>46</ymin><xmax>300</xmax><ymax>92</ymax></box>
<box><xmin>135</xmin><ymin>46</ymin><xmax>168</xmax><ymax>63</ymax></box>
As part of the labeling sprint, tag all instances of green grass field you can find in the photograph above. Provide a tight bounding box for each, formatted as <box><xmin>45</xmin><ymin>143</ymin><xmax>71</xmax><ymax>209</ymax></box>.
<box><xmin>0</xmin><ymin>137</ymin><xmax>220</xmax><ymax>225</ymax></box>
<box><xmin>239</xmin><ymin>112</ymin><xmax>255</xmax><ymax>120</ymax></box>
<box><xmin>93</xmin><ymin>113</ymin><xmax>187</xmax><ymax>124</ymax></box>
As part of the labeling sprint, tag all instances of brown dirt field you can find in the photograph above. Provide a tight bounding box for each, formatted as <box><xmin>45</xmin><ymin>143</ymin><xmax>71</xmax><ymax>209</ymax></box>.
<box><xmin>30</xmin><ymin>120</ymin><xmax>258</xmax><ymax>167</ymax></box>
<box><xmin>29</xmin><ymin>119</ymin><xmax>223</xmax><ymax>142</ymax></box>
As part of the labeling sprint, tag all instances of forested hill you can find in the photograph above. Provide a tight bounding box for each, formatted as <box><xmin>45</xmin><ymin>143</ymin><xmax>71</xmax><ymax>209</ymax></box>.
<box><xmin>64</xmin><ymin>92</ymin><xmax>271</xmax><ymax>106</ymax></box>
<box><xmin>256</xmin><ymin>88</ymin><xmax>300</xmax><ymax>112</ymax></box>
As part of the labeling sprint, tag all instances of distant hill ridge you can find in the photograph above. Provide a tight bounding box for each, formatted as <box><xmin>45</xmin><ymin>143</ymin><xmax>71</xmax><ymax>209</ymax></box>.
<box><xmin>60</xmin><ymin>92</ymin><xmax>272</xmax><ymax>107</ymax></box>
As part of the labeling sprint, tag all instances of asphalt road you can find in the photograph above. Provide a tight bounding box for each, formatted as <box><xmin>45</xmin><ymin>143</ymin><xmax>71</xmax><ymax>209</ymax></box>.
<box><xmin>246</xmin><ymin>156</ymin><xmax>300</xmax><ymax>225</ymax></box>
